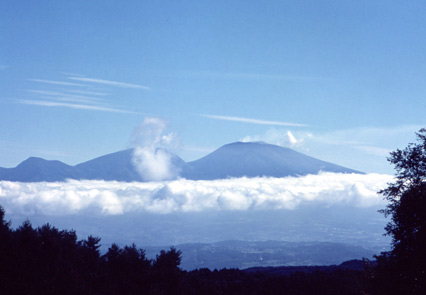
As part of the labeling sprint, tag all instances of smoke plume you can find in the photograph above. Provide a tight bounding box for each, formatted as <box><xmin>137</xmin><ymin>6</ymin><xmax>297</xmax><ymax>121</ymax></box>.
<box><xmin>131</xmin><ymin>118</ymin><xmax>180</xmax><ymax>181</ymax></box>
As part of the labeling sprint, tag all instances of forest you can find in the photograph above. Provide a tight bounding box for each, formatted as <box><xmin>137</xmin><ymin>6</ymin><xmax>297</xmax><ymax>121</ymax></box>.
<box><xmin>0</xmin><ymin>206</ymin><xmax>375</xmax><ymax>295</ymax></box>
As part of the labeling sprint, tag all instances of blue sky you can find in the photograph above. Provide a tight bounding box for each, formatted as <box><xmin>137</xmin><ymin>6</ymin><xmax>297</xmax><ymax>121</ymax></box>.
<box><xmin>1</xmin><ymin>0</ymin><xmax>425</xmax><ymax>174</ymax></box>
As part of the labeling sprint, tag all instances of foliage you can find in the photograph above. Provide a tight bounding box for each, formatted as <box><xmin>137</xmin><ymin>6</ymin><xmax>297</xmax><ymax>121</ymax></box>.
<box><xmin>374</xmin><ymin>128</ymin><xmax>426</xmax><ymax>294</ymax></box>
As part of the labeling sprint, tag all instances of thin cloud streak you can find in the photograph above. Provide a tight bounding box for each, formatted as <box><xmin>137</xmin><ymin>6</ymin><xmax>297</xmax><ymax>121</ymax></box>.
<box><xmin>67</xmin><ymin>90</ymin><xmax>109</xmax><ymax>96</ymax></box>
<box><xmin>69</xmin><ymin>77</ymin><xmax>150</xmax><ymax>90</ymax></box>
<box><xmin>201</xmin><ymin>114</ymin><xmax>307</xmax><ymax>127</ymax></box>
<box><xmin>178</xmin><ymin>71</ymin><xmax>330</xmax><ymax>81</ymax></box>
<box><xmin>17</xmin><ymin>99</ymin><xmax>137</xmax><ymax>114</ymax></box>
<box><xmin>27</xmin><ymin>90</ymin><xmax>103</xmax><ymax>102</ymax></box>
<box><xmin>221</xmin><ymin>72</ymin><xmax>326</xmax><ymax>81</ymax></box>
<box><xmin>28</xmin><ymin>79</ymin><xmax>84</xmax><ymax>87</ymax></box>
<box><xmin>354</xmin><ymin>145</ymin><xmax>392</xmax><ymax>157</ymax></box>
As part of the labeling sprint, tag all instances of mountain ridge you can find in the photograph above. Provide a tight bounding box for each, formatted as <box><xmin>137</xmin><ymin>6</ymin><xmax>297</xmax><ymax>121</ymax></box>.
<box><xmin>0</xmin><ymin>141</ymin><xmax>361</xmax><ymax>182</ymax></box>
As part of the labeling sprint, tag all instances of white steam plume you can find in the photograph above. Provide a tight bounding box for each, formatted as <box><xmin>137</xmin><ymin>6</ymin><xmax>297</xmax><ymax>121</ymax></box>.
<box><xmin>131</xmin><ymin>118</ymin><xmax>180</xmax><ymax>181</ymax></box>
<box><xmin>0</xmin><ymin>173</ymin><xmax>393</xmax><ymax>216</ymax></box>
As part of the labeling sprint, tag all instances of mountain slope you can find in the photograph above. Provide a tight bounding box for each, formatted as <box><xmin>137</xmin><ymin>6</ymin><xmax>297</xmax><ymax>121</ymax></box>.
<box><xmin>182</xmin><ymin>141</ymin><xmax>360</xmax><ymax>180</ymax></box>
<box><xmin>0</xmin><ymin>149</ymin><xmax>185</xmax><ymax>182</ymax></box>
<box><xmin>75</xmin><ymin>149</ymin><xmax>142</xmax><ymax>181</ymax></box>
<box><xmin>0</xmin><ymin>157</ymin><xmax>79</xmax><ymax>182</ymax></box>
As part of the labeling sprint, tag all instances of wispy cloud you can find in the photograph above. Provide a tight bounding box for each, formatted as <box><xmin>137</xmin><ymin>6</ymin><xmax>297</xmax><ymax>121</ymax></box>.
<box><xmin>69</xmin><ymin>77</ymin><xmax>150</xmax><ymax>90</ymax></box>
<box><xmin>21</xmin><ymin>74</ymin><xmax>147</xmax><ymax>114</ymax></box>
<box><xmin>310</xmin><ymin>125</ymin><xmax>424</xmax><ymax>153</ymax></box>
<box><xmin>27</xmin><ymin>90</ymin><xmax>103</xmax><ymax>103</ymax></box>
<box><xmin>200</xmin><ymin>114</ymin><xmax>307</xmax><ymax>127</ymax></box>
<box><xmin>28</xmin><ymin>79</ymin><xmax>84</xmax><ymax>87</ymax></box>
<box><xmin>178</xmin><ymin>71</ymin><xmax>329</xmax><ymax>81</ymax></box>
<box><xmin>241</xmin><ymin>129</ymin><xmax>307</xmax><ymax>148</ymax></box>
<box><xmin>17</xmin><ymin>99</ymin><xmax>137</xmax><ymax>114</ymax></box>
<box><xmin>354</xmin><ymin>145</ymin><xmax>391</xmax><ymax>157</ymax></box>
<box><xmin>219</xmin><ymin>72</ymin><xmax>328</xmax><ymax>81</ymax></box>
<box><xmin>67</xmin><ymin>90</ymin><xmax>109</xmax><ymax>96</ymax></box>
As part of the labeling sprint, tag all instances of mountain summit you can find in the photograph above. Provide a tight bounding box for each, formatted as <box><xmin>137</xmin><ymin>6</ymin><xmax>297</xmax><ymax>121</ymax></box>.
<box><xmin>0</xmin><ymin>142</ymin><xmax>360</xmax><ymax>182</ymax></box>
<box><xmin>181</xmin><ymin>141</ymin><xmax>360</xmax><ymax>180</ymax></box>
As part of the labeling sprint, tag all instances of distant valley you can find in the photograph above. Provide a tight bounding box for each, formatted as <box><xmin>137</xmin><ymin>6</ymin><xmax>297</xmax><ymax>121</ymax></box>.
<box><xmin>144</xmin><ymin>240</ymin><xmax>378</xmax><ymax>271</ymax></box>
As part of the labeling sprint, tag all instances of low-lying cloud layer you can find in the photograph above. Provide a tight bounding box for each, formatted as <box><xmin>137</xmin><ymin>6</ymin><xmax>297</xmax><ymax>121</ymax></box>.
<box><xmin>0</xmin><ymin>173</ymin><xmax>393</xmax><ymax>216</ymax></box>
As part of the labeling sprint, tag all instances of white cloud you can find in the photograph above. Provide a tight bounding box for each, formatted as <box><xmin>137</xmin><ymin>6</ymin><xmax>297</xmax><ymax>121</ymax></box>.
<box><xmin>69</xmin><ymin>77</ymin><xmax>150</xmax><ymax>90</ymax></box>
<box><xmin>0</xmin><ymin>173</ymin><xmax>393</xmax><ymax>216</ymax></box>
<box><xmin>178</xmin><ymin>71</ymin><xmax>329</xmax><ymax>81</ymax></box>
<box><xmin>310</xmin><ymin>125</ymin><xmax>423</xmax><ymax>150</ymax></box>
<box><xmin>200</xmin><ymin>114</ymin><xmax>307</xmax><ymax>127</ymax></box>
<box><xmin>67</xmin><ymin>90</ymin><xmax>109</xmax><ymax>96</ymax></box>
<box><xmin>133</xmin><ymin>147</ymin><xmax>180</xmax><ymax>181</ymax></box>
<box><xmin>241</xmin><ymin>129</ymin><xmax>307</xmax><ymax>148</ymax></box>
<box><xmin>354</xmin><ymin>145</ymin><xmax>392</xmax><ymax>157</ymax></box>
<box><xmin>17</xmin><ymin>99</ymin><xmax>137</xmax><ymax>114</ymax></box>
<box><xmin>27</xmin><ymin>90</ymin><xmax>103</xmax><ymax>103</ymax></box>
<box><xmin>131</xmin><ymin>118</ymin><xmax>181</xmax><ymax>181</ymax></box>
<box><xmin>28</xmin><ymin>79</ymin><xmax>84</xmax><ymax>87</ymax></box>
<box><xmin>287</xmin><ymin>131</ymin><xmax>304</xmax><ymax>147</ymax></box>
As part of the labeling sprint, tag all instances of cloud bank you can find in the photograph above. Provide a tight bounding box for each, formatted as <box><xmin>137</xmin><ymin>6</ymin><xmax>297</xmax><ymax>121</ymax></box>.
<box><xmin>0</xmin><ymin>173</ymin><xmax>393</xmax><ymax>216</ymax></box>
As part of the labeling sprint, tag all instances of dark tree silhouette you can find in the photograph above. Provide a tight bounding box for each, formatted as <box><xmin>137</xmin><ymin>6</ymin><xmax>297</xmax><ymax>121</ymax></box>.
<box><xmin>152</xmin><ymin>247</ymin><xmax>183</xmax><ymax>294</ymax></box>
<box><xmin>103</xmin><ymin>242</ymin><xmax>151</xmax><ymax>294</ymax></box>
<box><xmin>376</xmin><ymin>128</ymin><xmax>426</xmax><ymax>294</ymax></box>
<box><xmin>0</xmin><ymin>204</ymin><xmax>374</xmax><ymax>294</ymax></box>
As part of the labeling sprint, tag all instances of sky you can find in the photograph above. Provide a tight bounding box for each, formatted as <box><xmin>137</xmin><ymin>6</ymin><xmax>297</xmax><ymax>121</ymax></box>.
<box><xmin>1</xmin><ymin>0</ymin><xmax>426</xmax><ymax>174</ymax></box>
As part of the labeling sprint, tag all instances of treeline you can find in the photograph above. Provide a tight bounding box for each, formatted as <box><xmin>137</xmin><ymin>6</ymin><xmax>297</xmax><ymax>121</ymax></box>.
<box><xmin>0</xmin><ymin>206</ymin><xmax>183</xmax><ymax>295</ymax></box>
<box><xmin>0</xmin><ymin>206</ymin><xmax>382</xmax><ymax>295</ymax></box>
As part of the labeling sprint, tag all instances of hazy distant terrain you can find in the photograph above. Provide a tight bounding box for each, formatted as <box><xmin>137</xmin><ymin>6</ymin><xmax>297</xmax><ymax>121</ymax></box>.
<box><xmin>144</xmin><ymin>240</ymin><xmax>379</xmax><ymax>270</ymax></box>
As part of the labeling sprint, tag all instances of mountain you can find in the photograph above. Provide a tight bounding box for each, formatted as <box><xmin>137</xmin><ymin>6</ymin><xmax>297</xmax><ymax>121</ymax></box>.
<box><xmin>0</xmin><ymin>142</ymin><xmax>360</xmax><ymax>182</ymax></box>
<box><xmin>181</xmin><ymin>141</ymin><xmax>360</xmax><ymax>180</ymax></box>
<box><xmin>0</xmin><ymin>157</ymin><xmax>79</xmax><ymax>182</ymax></box>
<box><xmin>75</xmin><ymin>149</ymin><xmax>142</xmax><ymax>182</ymax></box>
<box><xmin>76</xmin><ymin>148</ymin><xmax>185</xmax><ymax>181</ymax></box>
<box><xmin>0</xmin><ymin>149</ymin><xmax>184</xmax><ymax>182</ymax></box>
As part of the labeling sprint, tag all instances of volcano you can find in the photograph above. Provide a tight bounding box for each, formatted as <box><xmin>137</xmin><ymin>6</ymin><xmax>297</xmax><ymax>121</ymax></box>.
<box><xmin>0</xmin><ymin>142</ymin><xmax>360</xmax><ymax>182</ymax></box>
